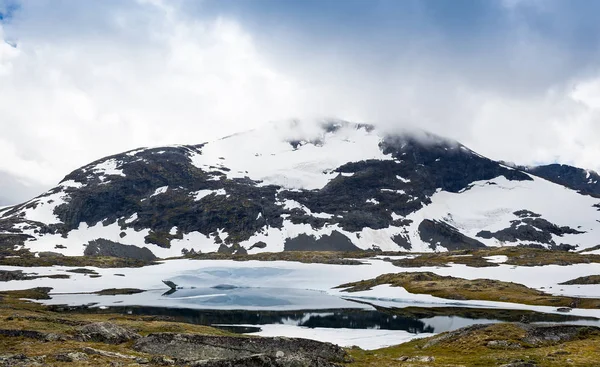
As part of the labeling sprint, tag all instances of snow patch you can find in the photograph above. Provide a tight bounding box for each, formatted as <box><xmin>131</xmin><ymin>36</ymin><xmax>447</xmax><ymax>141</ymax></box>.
<box><xmin>150</xmin><ymin>186</ymin><xmax>168</xmax><ymax>197</ymax></box>
<box><xmin>189</xmin><ymin>121</ymin><xmax>393</xmax><ymax>190</ymax></box>
<box><xmin>92</xmin><ymin>158</ymin><xmax>126</xmax><ymax>177</ymax></box>
<box><xmin>484</xmin><ymin>255</ymin><xmax>509</xmax><ymax>264</ymax></box>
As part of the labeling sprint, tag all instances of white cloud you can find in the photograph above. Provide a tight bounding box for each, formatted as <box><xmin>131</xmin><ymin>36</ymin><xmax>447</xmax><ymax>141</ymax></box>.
<box><xmin>1</xmin><ymin>0</ymin><xmax>600</xmax><ymax>205</ymax></box>
<box><xmin>0</xmin><ymin>1</ymin><xmax>311</xmax><ymax>189</ymax></box>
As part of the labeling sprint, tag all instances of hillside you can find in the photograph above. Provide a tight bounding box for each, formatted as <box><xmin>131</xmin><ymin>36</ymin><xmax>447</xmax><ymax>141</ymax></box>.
<box><xmin>1</xmin><ymin>120</ymin><xmax>599</xmax><ymax>259</ymax></box>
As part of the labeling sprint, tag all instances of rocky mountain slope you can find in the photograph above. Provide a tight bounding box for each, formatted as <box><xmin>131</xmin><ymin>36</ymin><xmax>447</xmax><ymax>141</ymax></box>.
<box><xmin>1</xmin><ymin>120</ymin><xmax>599</xmax><ymax>259</ymax></box>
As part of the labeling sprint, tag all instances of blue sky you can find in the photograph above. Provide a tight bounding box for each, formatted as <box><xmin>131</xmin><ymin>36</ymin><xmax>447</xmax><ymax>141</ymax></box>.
<box><xmin>0</xmin><ymin>0</ymin><xmax>600</xmax><ymax>203</ymax></box>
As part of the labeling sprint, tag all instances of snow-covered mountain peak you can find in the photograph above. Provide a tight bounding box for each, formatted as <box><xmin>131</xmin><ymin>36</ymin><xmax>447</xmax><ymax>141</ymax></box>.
<box><xmin>1</xmin><ymin>120</ymin><xmax>599</xmax><ymax>259</ymax></box>
<box><xmin>189</xmin><ymin>120</ymin><xmax>392</xmax><ymax>190</ymax></box>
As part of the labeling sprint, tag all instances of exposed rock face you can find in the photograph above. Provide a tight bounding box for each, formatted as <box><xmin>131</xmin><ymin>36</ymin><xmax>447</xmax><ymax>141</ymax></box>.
<box><xmin>0</xmin><ymin>329</ymin><xmax>65</xmax><ymax>342</ymax></box>
<box><xmin>55</xmin><ymin>352</ymin><xmax>88</xmax><ymax>362</ymax></box>
<box><xmin>525</xmin><ymin>164</ymin><xmax>600</xmax><ymax>198</ymax></box>
<box><xmin>0</xmin><ymin>354</ymin><xmax>47</xmax><ymax>367</ymax></box>
<box><xmin>0</xmin><ymin>270</ymin><xmax>29</xmax><ymax>281</ymax></box>
<box><xmin>84</xmin><ymin>238</ymin><xmax>157</xmax><ymax>261</ymax></box>
<box><xmin>422</xmin><ymin>323</ymin><xmax>600</xmax><ymax>351</ymax></box>
<box><xmin>187</xmin><ymin>354</ymin><xmax>343</xmax><ymax>367</ymax></box>
<box><xmin>0</xmin><ymin>270</ymin><xmax>69</xmax><ymax>282</ymax></box>
<box><xmin>521</xmin><ymin>324</ymin><xmax>600</xmax><ymax>347</ymax></box>
<box><xmin>418</xmin><ymin>219</ymin><xmax>486</xmax><ymax>251</ymax></box>
<box><xmin>1</xmin><ymin>120</ymin><xmax>599</xmax><ymax>257</ymax></box>
<box><xmin>133</xmin><ymin>333</ymin><xmax>349</xmax><ymax>364</ymax></box>
<box><xmin>76</xmin><ymin>322</ymin><xmax>140</xmax><ymax>344</ymax></box>
<box><xmin>284</xmin><ymin>231</ymin><xmax>361</xmax><ymax>251</ymax></box>
<box><xmin>477</xmin><ymin>211</ymin><xmax>584</xmax><ymax>246</ymax></box>
<box><xmin>559</xmin><ymin>275</ymin><xmax>600</xmax><ymax>285</ymax></box>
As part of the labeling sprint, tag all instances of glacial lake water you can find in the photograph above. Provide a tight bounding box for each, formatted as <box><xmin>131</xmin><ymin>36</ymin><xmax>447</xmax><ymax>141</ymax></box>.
<box><xmin>5</xmin><ymin>259</ymin><xmax>600</xmax><ymax>349</ymax></box>
<box><xmin>42</xmin><ymin>285</ymin><xmax>600</xmax><ymax>349</ymax></box>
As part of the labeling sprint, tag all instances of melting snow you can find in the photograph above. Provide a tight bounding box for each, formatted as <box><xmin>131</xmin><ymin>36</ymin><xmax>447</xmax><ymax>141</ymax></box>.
<box><xmin>150</xmin><ymin>186</ymin><xmax>168</xmax><ymax>197</ymax></box>
<box><xmin>484</xmin><ymin>255</ymin><xmax>509</xmax><ymax>264</ymax></box>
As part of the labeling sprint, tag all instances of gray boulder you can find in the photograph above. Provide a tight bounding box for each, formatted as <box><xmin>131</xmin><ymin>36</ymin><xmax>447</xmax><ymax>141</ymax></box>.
<box><xmin>188</xmin><ymin>354</ymin><xmax>343</xmax><ymax>367</ymax></box>
<box><xmin>76</xmin><ymin>322</ymin><xmax>140</xmax><ymax>344</ymax></box>
<box><xmin>84</xmin><ymin>239</ymin><xmax>157</xmax><ymax>261</ymax></box>
<box><xmin>133</xmin><ymin>334</ymin><xmax>349</xmax><ymax>363</ymax></box>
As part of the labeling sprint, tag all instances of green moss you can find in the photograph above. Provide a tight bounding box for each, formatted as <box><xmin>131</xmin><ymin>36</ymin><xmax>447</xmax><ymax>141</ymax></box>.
<box><xmin>390</xmin><ymin>247</ymin><xmax>600</xmax><ymax>268</ymax></box>
<box><xmin>347</xmin><ymin>323</ymin><xmax>600</xmax><ymax>367</ymax></box>
<box><xmin>180</xmin><ymin>250</ymin><xmax>372</xmax><ymax>265</ymax></box>
<box><xmin>560</xmin><ymin>275</ymin><xmax>600</xmax><ymax>285</ymax></box>
<box><xmin>337</xmin><ymin>272</ymin><xmax>600</xmax><ymax>308</ymax></box>
<box><xmin>94</xmin><ymin>288</ymin><xmax>145</xmax><ymax>296</ymax></box>
<box><xmin>0</xmin><ymin>255</ymin><xmax>156</xmax><ymax>268</ymax></box>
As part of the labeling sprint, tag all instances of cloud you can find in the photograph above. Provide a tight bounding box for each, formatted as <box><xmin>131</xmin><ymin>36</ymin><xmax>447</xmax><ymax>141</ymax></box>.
<box><xmin>0</xmin><ymin>0</ymin><xmax>600</xmax><ymax>205</ymax></box>
<box><xmin>0</xmin><ymin>170</ymin><xmax>46</xmax><ymax>206</ymax></box>
<box><xmin>0</xmin><ymin>0</ymin><xmax>311</xmax><ymax>189</ymax></box>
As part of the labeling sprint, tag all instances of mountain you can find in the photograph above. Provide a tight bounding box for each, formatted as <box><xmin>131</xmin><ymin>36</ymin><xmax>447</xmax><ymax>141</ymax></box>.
<box><xmin>1</xmin><ymin>120</ymin><xmax>599</xmax><ymax>259</ymax></box>
<box><xmin>525</xmin><ymin>164</ymin><xmax>600</xmax><ymax>198</ymax></box>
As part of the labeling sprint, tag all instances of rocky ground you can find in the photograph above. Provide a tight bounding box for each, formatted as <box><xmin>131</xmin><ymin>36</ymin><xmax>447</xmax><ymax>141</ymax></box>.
<box><xmin>336</xmin><ymin>272</ymin><xmax>600</xmax><ymax>309</ymax></box>
<box><xmin>0</xmin><ymin>288</ymin><xmax>349</xmax><ymax>366</ymax></box>
<box><xmin>1</xmin><ymin>248</ymin><xmax>600</xmax><ymax>366</ymax></box>
<box><xmin>0</xmin><ymin>286</ymin><xmax>599</xmax><ymax>366</ymax></box>
<box><xmin>348</xmin><ymin>323</ymin><xmax>600</xmax><ymax>366</ymax></box>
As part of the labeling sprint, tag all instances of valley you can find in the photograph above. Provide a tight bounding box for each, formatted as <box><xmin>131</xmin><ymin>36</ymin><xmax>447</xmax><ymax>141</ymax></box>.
<box><xmin>1</xmin><ymin>121</ymin><xmax>600</xmax><ymax>366</ymax></box>
<box><xmin>1</xmin><ymin>249</ymin><xmax>600</xmax><ymax>366</ymax></box>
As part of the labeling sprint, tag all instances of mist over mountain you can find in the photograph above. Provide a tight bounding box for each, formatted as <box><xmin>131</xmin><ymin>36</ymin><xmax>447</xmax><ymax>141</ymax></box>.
<box><xmin>0</xmin><ymin>120</ymin><xmax>598</xmax><ymax>260</ymax></box>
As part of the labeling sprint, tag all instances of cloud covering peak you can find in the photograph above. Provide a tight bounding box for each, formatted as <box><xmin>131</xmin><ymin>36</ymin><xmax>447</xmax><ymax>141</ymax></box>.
<box><xmin>1</xmin><ymin>0</ymin><xmax>600</xmax><ymax>203</ymax></box>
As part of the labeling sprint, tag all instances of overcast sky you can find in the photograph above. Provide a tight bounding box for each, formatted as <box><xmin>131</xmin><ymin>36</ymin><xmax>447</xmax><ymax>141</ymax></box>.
<box><xmin>1</xmin><ymin>0</ymin><xmax>600</xmax><ymax>205</ymax></box>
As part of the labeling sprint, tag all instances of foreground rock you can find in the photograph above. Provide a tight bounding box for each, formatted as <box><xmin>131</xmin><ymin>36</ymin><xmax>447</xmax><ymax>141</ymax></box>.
<box><xmin>423</xmin><ymin>323</ymin><xmax>600</xmax><ymax>350</ymax></box>
<box><xmin>188</xmin><ymin>354</ymin><xmax>343</xmax><ymax>367</ymax></box>
<box><xmin>76</xmin><ymin>322</ymin><xmax>140</xmax><ymax>344</ymax></box>
<box><xmin>348</xmin><ymin>323</ymin><xmax>600</xmax><ymax>366</ymax></box>
<box><xmin>133</xmin><ymin>333</ymin><xmax>350</xmax><ymax>365</ymax></box>
<box><xmin>0</xmin><ymin>270</ymin><xmax>69</xmax><ymax>282</ymax></box>
<box><xmin>0</xmin><ymin>354</ymin><xmax>46</xmax><ymax>367</ymax></box>
<box><xmin>84</xmin><ymin>238</ymin><xmax>157</xmax><ymax>261</ymax></box>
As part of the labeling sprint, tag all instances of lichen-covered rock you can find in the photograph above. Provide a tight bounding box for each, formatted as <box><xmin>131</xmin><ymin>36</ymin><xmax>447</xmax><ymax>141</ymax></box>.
<box><xmin>55</xmin><ymin>352</ymin><xmax>88</xmax><ymax>362</ymax></box>
<box><xmin>0</xmin><ymin>329</ymin><xmax>66</xmax><ymax>342</ymax></box>
<box><xmin>522</xmin><ymin>324</ymin><xmax>600</xmax><ymax>347</ymax></box>
<box><xmin>0</xmin><ymin>270</ymin><xmax>29</xmax><ymax>281</ymax></box>
<box><xmin>0</xmin><ymin>354</ymin><xmax>46</xmax><ymax>367</ymax></box>
<box><xmin>76</xmin><ymin>322</ymin><xmax>140</xmax><ymax>344</ymax></box>
<box><xmin>133</xmin><ymin>334</ymin><xmax>349</xmax><ymax>363</ymax></box>
<box><xmin>84</xmin><ymin>239</ymin><xmax>157</xmax><ymax>261</ymax></box>
<box><xmin>188</xmin><ymin>354</ymin><xmax>343</xmax><ymax>367</ymax></box>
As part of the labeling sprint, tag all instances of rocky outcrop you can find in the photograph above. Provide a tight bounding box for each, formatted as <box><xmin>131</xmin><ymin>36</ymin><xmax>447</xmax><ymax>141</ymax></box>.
<box><xmin>477</xmin><ymin>210</ymin><xmax>584</xmax><ymax>246</ymax></box>
<box><xmin>0</xmin><ymin>270</ymin><xmax>29</xmax><ymax>281</ymax></box>
<box><xmin>525</xmin><ymin>164</ymin><xmax>600</xmax><ymax>198</ymax></box>
<box><xmin>0</xmin><ymin>270</ymin><xmax>69</xmax><ymax>282</ymax></box>
<box><xmin>76</xmin><ymin>322</ymin><xmax>140</xmax><ymax>344</ymax></box>
<box><xmin>559</xmin><ymin>275</ymin><xmax>600</xmax><ymax>285</ymax></box>
<box><xmin>187</xmin><ymin>354</ymin><xmax>343</xmax><ymax>367</ymax></box>
<box><xmin>1</xmin><ymin>121</ymin><xmax>598</xmax><ymax>257</ymax></box>
<box><xmin>521</xmin><ymin>324</ymin><xmax>600</xmax><ymax>347</ymax></box>
<box><xmin>0</xmin><ymin>329</ymin><xmax>65</xmax><ymax>342</ymax></box>
<box><xmin>418</xmin><ymin>219</ymin><xmax>486</xmax><ymax>251</ymax></box>
<box><xmin>133</xmin><ymin>333</ymin><xmax>349</xmax><ymax>364</ymax></box>
<box><xmin>0</xmin><ymin>354</ymin><xmax>47</xmax><ymax>367</ymax></box>
<box><xmin>422</xmin><ymin>323</ymin><xmax>600</xmax><ymax>350</ymax></box>
<box><xmin>84</xmin><ymin>238</ymin><xmax>157</xmax><ymax>261</ymax></box>
<box><xmin>54</xmin><ymin>352</ymin><xmax>88</xmax><ymax>362</ymax></box>
<box><xmin>284</xmin><ymin>231</ymin><xmax>361</xmax><ymax>251</ymax></box>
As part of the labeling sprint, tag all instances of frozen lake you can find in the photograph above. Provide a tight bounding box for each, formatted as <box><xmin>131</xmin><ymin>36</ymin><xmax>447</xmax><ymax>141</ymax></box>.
<box><xmin>2</xmin><ymin>258</ymin><xmax>600</xmax><ymax>349</ymax></box>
